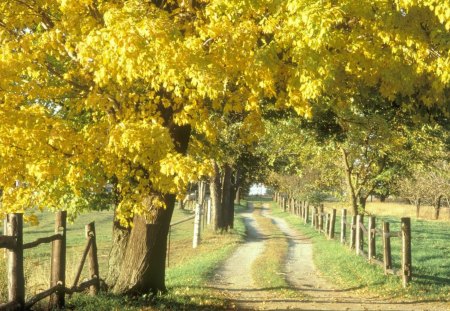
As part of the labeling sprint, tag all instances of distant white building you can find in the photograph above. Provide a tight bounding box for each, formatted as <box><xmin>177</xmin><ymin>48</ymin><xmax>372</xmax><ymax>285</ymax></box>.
<box><xmin>249</xmin><ymin>183</ymin><xmax>267</xmax><ymax>196</ymax></box>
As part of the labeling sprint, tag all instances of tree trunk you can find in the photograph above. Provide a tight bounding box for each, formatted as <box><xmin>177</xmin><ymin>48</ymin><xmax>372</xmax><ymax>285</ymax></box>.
<box><xmin>107</xmin><ymin>195</ymin><xmax>175</xmax><ymax>294</ymax></box>
<box><xmin>435</xmin><ymin>195</ymin><xmax>442</xmax><ymax>220</ymax></box>
<box><xmin>341</xmin><ymin>148</ymin><xmax>358</xmax><ymax>215</ymax></box>
<box><xmin>106</xmin><ymin>123</ymin><xmax>190</xmax><ymax>294</ymax></box>
<box><xmin>359</xmin><ymin>196</ymin><xmax>367</xmax><ymax>212</ymax></box>
<box><xmin>229</xmin><ymin>186</ymin><xmax>237</xmax><ymax>229</ymax></box>
<box><xmin>415</xmin><ymin>198</ymin><xmax>421</xmax><ymax>219</ymax></box>
<box><xmin>234</xmin><ymin>187</ymin><xmax>241</xmax><ymax>205</ymax></box>
<box><xmin>178</xmin><ymin>198</ymin><xmax>185</xmax><ymax>210</ymax></box>
<box><xmin>210</xmin><ymin>161</ymin><xmax>222</xmax><ymax>231</ymax></box>
<box><xmin>221</xmin><ymin>164</ymin><xmax>233</xmax><ymax>231</ymax></box>
<box><xmin>350</xmin><ymin>194</ymin><xmax>358</xmax><ymax>216</ymax></box>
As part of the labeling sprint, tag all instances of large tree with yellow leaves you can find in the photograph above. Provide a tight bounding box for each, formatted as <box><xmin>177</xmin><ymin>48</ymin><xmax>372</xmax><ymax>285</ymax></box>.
<box><xmin>0</xmin><ymin>0</ymin><xmax>448</xmax><ymax>294</ymax></box>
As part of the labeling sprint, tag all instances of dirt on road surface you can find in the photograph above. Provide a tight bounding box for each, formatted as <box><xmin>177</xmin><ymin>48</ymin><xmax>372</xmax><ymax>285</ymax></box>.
<box><xmin>209</xmin><ymin>203</ymin><xmax>449</xmax><ymax>311</ymax></box>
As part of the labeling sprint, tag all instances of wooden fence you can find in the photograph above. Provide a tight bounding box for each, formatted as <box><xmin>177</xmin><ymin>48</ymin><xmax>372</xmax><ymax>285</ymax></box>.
<box><xmin>0</xmin><ymin>212</ymin><xmax>100</xmax><ymax>311</ymax></box>
<box><xmin>274</xmin><ymin>193</ymin><xmax>412</xmax><ymax>288</ymax></box>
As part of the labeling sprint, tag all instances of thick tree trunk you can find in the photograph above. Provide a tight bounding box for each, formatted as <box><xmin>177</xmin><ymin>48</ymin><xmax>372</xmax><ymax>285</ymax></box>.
<box><xmin>210</xmin><ymin>161</ymin><xmax>222</xmax><ymax>231</ymax></box>
<box><xmin>108</xmin><ymin>195</ymin><xmax>175</xmax><ymax>294</ymax></box>
<box><xmin>106</xmin><ymin>123</ymin><xmax>190</xmax><ymax>294</ymax></box>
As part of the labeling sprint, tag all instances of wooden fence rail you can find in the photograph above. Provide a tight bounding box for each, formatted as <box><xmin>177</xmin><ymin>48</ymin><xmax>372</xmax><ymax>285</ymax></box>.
<box><xmin>0</xmin><ymin>212</ymin><xmax>100</xmax><ymax>311</ymax></box>
<box><xmin>274</xmin><ymin>192</ymin><xmax>412</xmax><ymax>288</ymax></box>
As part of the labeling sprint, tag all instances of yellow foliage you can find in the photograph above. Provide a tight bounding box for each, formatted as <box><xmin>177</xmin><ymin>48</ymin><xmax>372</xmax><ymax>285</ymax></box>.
<box><xmin>0</xmin><ymin>0</ymin><xmax>448</xmax><ymax>223</ymax></box>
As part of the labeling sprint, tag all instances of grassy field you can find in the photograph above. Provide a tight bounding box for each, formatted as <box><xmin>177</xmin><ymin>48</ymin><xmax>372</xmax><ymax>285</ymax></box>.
<box><xmin>271</xmin><ymin>199</ymin><xmax>450</xmax><ymax>302</ymax></box>
<box><xmin>0</xmin><ymin>203</ymin><xmax>247</xmax><ymax>310</ymax></box>
<box><xmin>324</xmin><ymin>200</ymin><xmax>450</xmax><ymax>221</ymax></box>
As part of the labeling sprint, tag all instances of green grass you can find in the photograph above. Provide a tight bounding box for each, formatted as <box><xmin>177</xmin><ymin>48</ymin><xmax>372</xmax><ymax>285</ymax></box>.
<box><xmin>270</xmin><ymin>201</ymin><xmax>450</xmax><ymax>302</ymax></box>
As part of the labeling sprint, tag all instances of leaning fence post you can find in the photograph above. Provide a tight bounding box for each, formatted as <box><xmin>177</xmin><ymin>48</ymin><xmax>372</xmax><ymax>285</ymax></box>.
<box><xmin>401</xmin><ymin>217</ymin><xmax>412</xmax><ymax>287</ymax></box>
<box><xmin>340</xmin><ymin>209</ymin><xmax>347</xmax><ymax>244</ymax></box>
<box><xmin>329</xmin><ymin>209</ymin><xmax>336</xmax><ymax>239</ymax></box>
<box><xmin>86</xmin><ymin>222</ymin><xmax>100</xmax><ymax>295</ymax></box>
<box><xmin>8</xmin><ymin>213</ymin><xmax>25</xmax><ymax>309</ymax></box>
<box><xmin>325</xmin><ymin>213</ymin><xmax>330</xmax><ymax>236</ymax></box>
<box><xmin>355</xmin><ymin>215</ymin><xmax>362</xmax><ymax>255</ymax></box>
<box><xmin>368</xmin><ymin>216</ymin><xmax>376</xmax><ymax>261</ymax></box>
<box><xmin>383</xmin><ymin>221</ymin><xmax>392</xmax><ymax>274</ymax></box>
<box><xmin>49</xmin><ymin>211</ymin><xmax>67</xmax><ymax>309</ymax></box>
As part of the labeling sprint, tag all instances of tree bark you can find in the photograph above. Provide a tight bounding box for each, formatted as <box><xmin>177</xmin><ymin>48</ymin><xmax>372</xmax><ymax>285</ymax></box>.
<box><xmin>106</xmin><ymin>123</ymin><xmax>190</xmax><ymax>295</ymax></box>
<box><xmin>210</xmin><ymin>161</ymin><xmax>223</xmax><ymax>231</ymax></box>
<box><xmin>178</xmin><ymin>198</ymin><xmax>185</xmax><ymax>210</ymax></box>
<box><xmin>434</xmin><ymin>195</ymin><xmax>442</xmax><ymax>220</ymax></box>
<box><xmin>221</xmin><ymin>164</ymin><xmax>233</xmax><ymax>231</ymax></box>
<box><xmin>234</xmin><ymin>187</ymin><xmax>241</xmax><ymax>205</ymax></box>
<box><xmin>415</xmin><ymin>198</ymin><xmax>421</xmax><ymax>219</ymax></box>
<box><xmin>359</xmin><ymin>196</ymin><xmax>367</xmax><ymax>212</ymax></box>
<box><xmin>341</xmin><ymin>148</ymin><xmax>358</xmax><ymax>215</ymax></box>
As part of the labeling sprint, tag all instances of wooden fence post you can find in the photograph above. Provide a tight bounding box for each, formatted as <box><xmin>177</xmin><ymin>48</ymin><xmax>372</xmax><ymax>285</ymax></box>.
<box><xmin>86</xmin><ymin>222</ymin><xmax>100</xmax><ymax>295</ymax></box>
<box><xmin>8</xmin><ymin>213</ymin><xmax>25</xmax><ymax>309</ymax></box>
<box><xmin>355</xmin><ymin>215</ymin><xmax>362</xmax><ymax>255</ymax></box>
<box><xmin>49</xmin><ymin>211</ymin><xmax>67</xmax><ymax>309</ymax></box>
<box><xmin>317</xmin><ymin>214</ymin><xmax>322</xmax><ymax>232</ymax></box>
<box><xmin>368</xmin><ymin>216</ymin><xmax>376</xmax><ymax>261</ymax></box>
<box><xmin>350</xmin><ymin>216</ymin><xmax>356</xmax><ymax>249</ymax></box>
<box><xmin>318</xmin><ymin>205</ymin><xmax>324</xmax><ymax>232</ymax></box>
<box><xmin>383</xmin><ymin>221</ymin><xmax>392</xmax><ymax>274</ymax></box>
<box><xmin>207</xmin><ymin>198</ymin><xmax>212</xmax><ymax>225</ymax></box>
<box><xmin>325</xmin><ymin>213</ymin><xmax>330</xmax><ymax>236</ymax></box>
<box><xmin>340</xmin><ymin>209</ymin><xmax>347</xmax><ymax>244</ymax></box>
<box><xmin>329</xmin><ymin>209</ymin><xmax>336</xmax><ymax>239</ymax></box>
<box><xmin>193</xmin><ymin>203</ymin><xmax>202</xmax><ymax>248</ymax></box>
<box><xmin>304</xmin><ymin>206</ymin><xmax>309</xmax><ymax>225</ymax></box>
<box><xmin>401</xmin><ymin>217</ymin><xmax>412</xmax><ymax>287</ymax></box>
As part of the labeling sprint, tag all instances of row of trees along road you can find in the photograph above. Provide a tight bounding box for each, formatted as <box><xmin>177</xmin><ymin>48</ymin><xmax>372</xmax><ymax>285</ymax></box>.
<box><xmin>0</xmin><ymin>0</ymin><xmax>449</xmax><ymax>295</ymax></box>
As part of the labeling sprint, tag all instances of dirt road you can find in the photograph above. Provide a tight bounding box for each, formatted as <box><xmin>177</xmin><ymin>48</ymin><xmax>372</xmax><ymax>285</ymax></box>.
<box><xmin>210</xmin><ymin>203</ymin><xmax>449</xmax><ymax>311</ymax></box>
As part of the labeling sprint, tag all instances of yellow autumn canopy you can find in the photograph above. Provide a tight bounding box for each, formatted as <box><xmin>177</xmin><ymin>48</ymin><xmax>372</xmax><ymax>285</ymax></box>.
<box><xmin>0</xmin><ymin>0</ymin><xmax>448</xmax><ymax>223</ymax></box>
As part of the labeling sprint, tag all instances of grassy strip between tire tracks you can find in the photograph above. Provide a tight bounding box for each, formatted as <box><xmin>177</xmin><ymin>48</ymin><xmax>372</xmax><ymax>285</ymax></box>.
<box><xmin>269</xmin><ymin>201</ymin><xmax>450</xmax><ymax>303</ymax></box>
<box><xmin>250</xmin><ymin>203</ymin><xmax>305</xmax><ymax>299</ymax></box>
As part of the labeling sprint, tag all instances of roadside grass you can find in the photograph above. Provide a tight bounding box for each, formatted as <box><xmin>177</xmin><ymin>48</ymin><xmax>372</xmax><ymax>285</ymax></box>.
<box><xmin>271</xmin><ymin>202</ymin><xmax>450</xmax><ymax>302</ymax></box>
<box><xmin>250</xmin><ymin>203</ymin><xmax>304</xmax><ymax>299</ymax></box>
<box><xmin>1</xmin><ymin>203</ymin><xmax>246</xmax><ymax>310</ymax></box>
